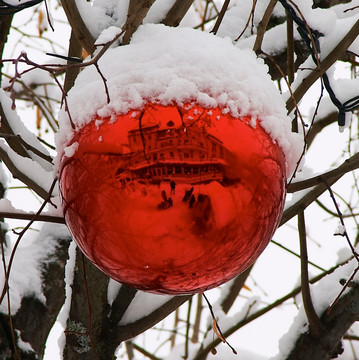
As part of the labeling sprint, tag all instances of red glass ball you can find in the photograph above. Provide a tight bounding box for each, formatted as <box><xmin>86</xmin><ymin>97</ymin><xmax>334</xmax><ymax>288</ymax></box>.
<box><xmin>59</xmin><ymin>104</ymin><xmax>286</xmax><ymax>294</ymax></box>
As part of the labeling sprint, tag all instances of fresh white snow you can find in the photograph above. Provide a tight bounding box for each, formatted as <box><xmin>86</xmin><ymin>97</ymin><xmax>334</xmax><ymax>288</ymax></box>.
<box><xmin>57</xmin><ymin>24</ymin><xmax>303</xmax><ymax>177</ymax></box>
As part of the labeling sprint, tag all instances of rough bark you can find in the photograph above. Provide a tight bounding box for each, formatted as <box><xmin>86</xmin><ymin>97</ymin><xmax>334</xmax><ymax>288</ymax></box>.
<box><xmin>286</xmin><ymin>283</ymin><xmax>359</xmax><ymax>360</ymax></box>
<box><xmin>63</xmin><ymin>249</ymin><xmax>112</xmax><ymax>360</ymax></box>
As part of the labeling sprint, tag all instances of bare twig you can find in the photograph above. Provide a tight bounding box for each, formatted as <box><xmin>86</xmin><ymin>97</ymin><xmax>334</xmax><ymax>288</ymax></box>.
<box><xmin>298</xmin><ymin>211</ymin><xmax>323</xmax><ymax>338</ymax></box>
<box><xmin>287</xmin><ymin>152</ymin><xmax>359</xmax><ymax>194</ymax></box>
<box><xmin>253</xmin><ymin>0</ymin><xmax>278</xmax><ymax>54</ymax></box>
<box><xmin>235</xmin><ymin>0</ymin><xmax>257</xmax><ymax>41</ymax></box>
<box><xmin>202</xmin><ymin>293</ymin><xmax>237</xmax><ymax>355</ymax></box>
<box><xmin>0</xmin><ymin>133</ymin><xmax>53</xmax><ymax>163</ymax></box>
<box><xmin>132</xmin><ymin>343</ymin><xmax>162</xmax><ymax>360</ymax></box>
<box><xmin>191</xmin><ymin>294</ymin><xmax>202</xmax><ymax>343</ymax></box>
<box><xmin>326</xmin><ymin>265</ymin><xmax>359</xmax><ymax>316</ymax></box>
<box><xmin>271</xmin><ymin>239</ymin><xmax>326</xmax><ymax>272</ymax></box>
<box><xmin>0</xmin><ymin>211</ymin><xmax>64</xmax><ymax>224</ymax></box>
<box><xmin>322</xmin><ymin>179</ymin><xmax>359</xmax><ymax>262</ymax></box>
<box><xmin>184</xmin><ymin>297</ymin><xmax>192</xmax><ymax>359</ymax></box>
<box><xmin>192</xmin><ymin>260</ymin><xmax>349</xmax><ymax>360</ymax></box>
<box><xmin>210</xmin><ymin>0</ymin><xmax>231</xmax><ymax>35</ymax></box>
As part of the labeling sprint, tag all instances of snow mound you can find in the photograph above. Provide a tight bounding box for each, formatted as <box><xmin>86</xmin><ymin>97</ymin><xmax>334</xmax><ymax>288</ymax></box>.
<box><xmin>57</xmin><ymin>24</ymin><xmax>302</xmax><ymax>176</ymax></box>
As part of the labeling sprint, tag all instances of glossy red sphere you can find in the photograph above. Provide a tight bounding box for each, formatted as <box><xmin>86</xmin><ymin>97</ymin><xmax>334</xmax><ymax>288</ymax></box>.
<box><xmin>59</xmin><ymin>104</ymin><xmax>286</xmax><ymax>294</ymax></box>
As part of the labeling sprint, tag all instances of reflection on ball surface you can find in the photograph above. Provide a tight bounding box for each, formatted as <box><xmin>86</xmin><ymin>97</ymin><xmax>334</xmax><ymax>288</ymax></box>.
<box><xmin>59</xmin><ymin>104</ymin><xmax>286</xmax><ymax>294</ymax></box>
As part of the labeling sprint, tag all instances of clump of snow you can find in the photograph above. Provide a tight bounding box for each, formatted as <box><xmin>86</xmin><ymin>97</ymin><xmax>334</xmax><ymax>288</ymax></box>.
<box><xmin>57</xmin><ymin>24</ymin><xmax>302</xmax><ymax>177</ymax></box>
<box><xmin>0</xmin><ymin>89</ymin><xmax>53</xmax><ymax>172</ymax></box>
<box><xmin>119</xmin><ymin>291</ymin><xmax>173</xmax><ymax>325</ymax></box>
<box><xmin>74</xmin><ymin>0</ymin><xmax>129</xmax><ymax>39</ymax></box>
<box><xmin>56</xmin><ymin>239</ymin><xmax>77</xmax><ymax>355</ymax></box>
<box><xmin>0</xmin><ymin>223</ymin><xmax>70</xmax><ymax>315</ymax></box>
<box><xmin>0</xmin><ymin>139</ymin><xmax>54</xmax><ymax>195</ymax></box>
<box><xmin>0</xmin><ymin>198</ymin><xmax>33</xmax><ymax>214</ymax></box>
<box><xmin>143</xmin><ymin>0</ymin><xmax>177</xmax><ymax>24</ymax></box>
<box><xmin>94</xmin><ymin>26</ymin><xmax>122</xmax><ymax>46</ymax></box>
<box><xmin>63</xmin><ymin>142</ymin><xmax>79</xmax><ymax>158</ymax></box>
<box><xmin>16</xmin><ymin>329</ymin><xmax>34</xmax><ymax>353</ymax></box>
<box><xmin>334</xmin><ymin>223</ymin><xmax>346</xmax><ymax>236</ymax></box>
<box><xmin>107</xmin><ymin>279</ymin><xmax>122</xmax><ymax>306</ymax></box>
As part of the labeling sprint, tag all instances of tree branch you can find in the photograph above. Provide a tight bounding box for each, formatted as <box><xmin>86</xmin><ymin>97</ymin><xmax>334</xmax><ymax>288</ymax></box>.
<box><xmin>192</xmin><ymin>260</ymin><xmax>349</xmax><ymax>360</ymax></box>
<box><xmin>0</xmin><ymin>103</ymin><xmax>31</xmax><ymax>159</ymax></box>
<box><xmin>286</xmin><ymin>19</ymin><xmax>359</xmax><ymax>113</ymax></box>
<box><xmin>220</xmin><ymin>266</ymin><xmax>253</xmax><ymax>314</ymax></box>
<box><xmin>253</xmin><ymin>0</ymin><xmax>278</xmax><ymax>54</ymax></box>
<box><xmin>285</xmin><ymin>283</ymin><xmax>359</xmax><ymax>359</ymax></box>
<box><xmin>287</xmin><ymin>152</ymin><xmax>359</xmax><ymax>194</ymax></box>
<box><xmin>63</xmin><ymin>30</ymin><xmax>83</xmax><ymax>94</ymax></box>
<box><xmin>162</xmin><ymin>0</ymin><xmax>195</xmax><ymax>27</ymax></box>
<box><xmin>298</xmin><ymin>211</ymin><xmax>323</xmax><ymax>338</ymax></box>
<box><xmin>60</xmin><ymin>0</ymin><xmax>96</xmax><ymax>55</ymax></box>
<box><xmin>115</xmin><ymin>295</ymin><xmax>191</xmax><ymax>343</ymax></box>
<box><xmin>122</xmin><ymin>0</ymin><xmax>156</xmax><ymax>45</ymax></box>
<box><xmin>0</xmin><ymin>211</ymin><xmax>65</xmax><ymax>224</ymax></box>
<box><xmin>0</xmin><ymin>146</ymin><xmax>50</xmax><ymax>200</ymax></box>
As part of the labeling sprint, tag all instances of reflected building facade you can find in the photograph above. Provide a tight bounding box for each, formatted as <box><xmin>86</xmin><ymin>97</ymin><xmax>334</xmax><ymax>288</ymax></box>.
<box><xmin>115</xmin><ymin>120</ymin><xmax>232</xmax><ymax>184</ymax></box>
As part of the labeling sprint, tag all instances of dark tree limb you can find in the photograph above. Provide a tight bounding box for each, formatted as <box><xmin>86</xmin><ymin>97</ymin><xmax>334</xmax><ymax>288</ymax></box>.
<box><xmin>60</xmin><ymin>0</ymin><xmax>96</xmax><ymax>55</ymax></box>
<box><xmin>210</xmin><ymin>0</ymin><xmax>231</xmax><ymax>35</ymax></box>
<box><xmin>298</xmin><ymin>211</ymin><xmax>323</xmax><ymax>338</ymax></box>
<box><xmin>0</xmin><ymin>211</ymin><xmax>65</xmax><ymax>224</ymax></box>
<box><xmin>0</xmin><ymin>146</ymin><xmax>50</xmax><ymax>200</ymax></box>
<box><xmin>287</xmin><ymin>152</ymin><xmax>359</xmax><ymax>194</ymax></box>
<box><xmin>253</xmin><ymin>0</ymin><xmax>278</xmax><ymax>54</ymax></box>
<box><xmin>283</xmin><ymin>151</ymin><xmax>359</xmax><ymax>225</ymax></box>
<box><xmin>122</xmin><ymin>0</ymin><xmax>156</xmax><ymax>45</ymax></box>
<box><xmin>220</xmin><ymin>266</ymin><xmax>253</xmax><ymax>314</ymax></box>
<box><xmin>0</xmin><ymin>14</ymin><xmax>13</xmax><ymax>85</ymax></box>
<box><xmin>110</xmin><ymin>285</ymin><xmax>137</xmax><ymax>325</ymax></box>
<box><xmin>63</xmin><ymin>30</ymin><xmax>83</xmax><ymax>94</ymax></box>
<box><xmin>162</xmin><ymin>0</ymin><xmax>195</xmax><ymax>27</ymax></box>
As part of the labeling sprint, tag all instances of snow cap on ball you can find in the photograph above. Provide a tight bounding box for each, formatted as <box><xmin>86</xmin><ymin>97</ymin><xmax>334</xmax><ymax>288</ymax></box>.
<box><xmin>57</xmin><ymin>24</ymin><xmax>302</xmax><ymax>176</ymax></box>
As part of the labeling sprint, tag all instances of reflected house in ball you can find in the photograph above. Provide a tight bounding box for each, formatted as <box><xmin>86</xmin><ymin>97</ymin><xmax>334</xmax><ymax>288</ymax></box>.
<box><xmin>116</xmin><ymin>119</ymin><xmax>232</xmax><ymax>184</ymax></box>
